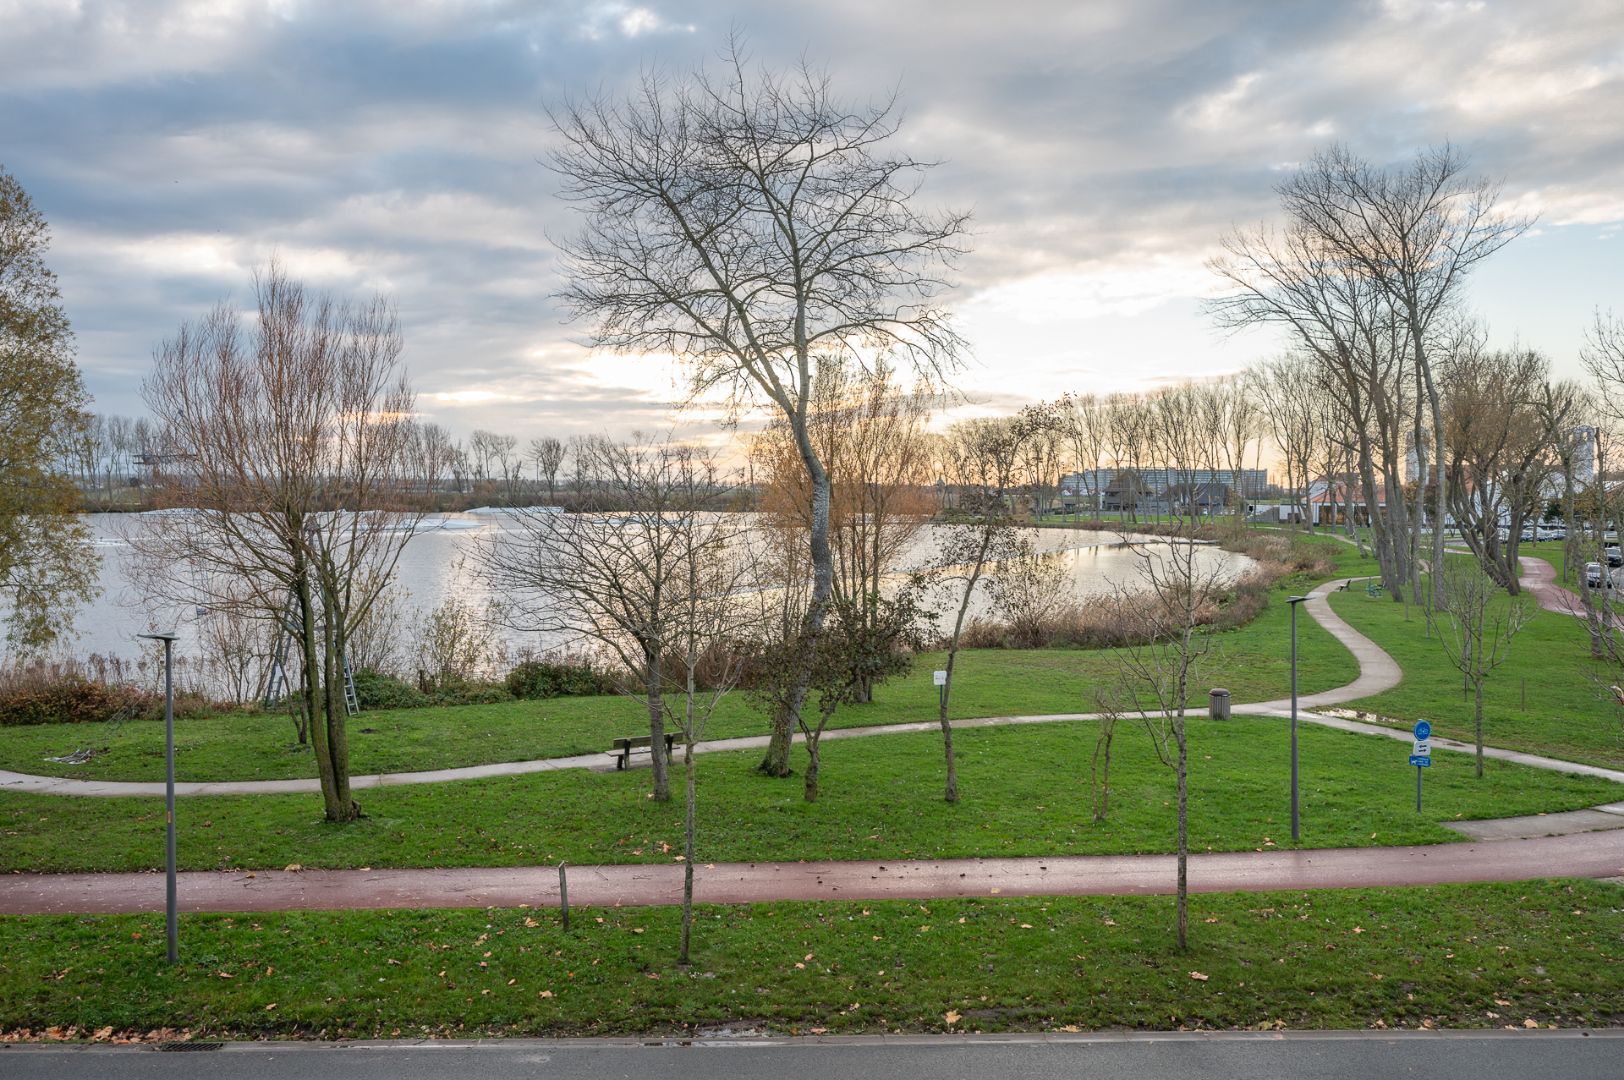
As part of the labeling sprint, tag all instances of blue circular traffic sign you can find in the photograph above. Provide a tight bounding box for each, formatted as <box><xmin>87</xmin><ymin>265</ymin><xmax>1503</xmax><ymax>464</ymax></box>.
<box><xmin>1414</xmin><ymin>720</ymin><xmax>1431</xmax><ymax>741</ymax></box>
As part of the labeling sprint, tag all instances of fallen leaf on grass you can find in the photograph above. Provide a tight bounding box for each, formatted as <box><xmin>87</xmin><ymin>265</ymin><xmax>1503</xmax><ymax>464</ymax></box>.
<box><xmin>1523</xmin><ymin>1019</ymin><xmax>1539</xmax><ymax>1029</ymax></box>
<box><xmin>944</xmin><ymin>1010</ymin><xmax>961</xmax><ymax>1026</ymax></box>
<box><xmin>283</xmin><ymin>864</ymin><xmax>302</xmax><ymax>872</ymax></box>
<box><xmin>538</xmin><ymin>990</ymin><xmax>554</xmax><ymax>999</ymax></box>
<box><xmin>1189</xmin><ymin>971</ymin><xmax>1209</xmax><ymax>982</ymax></box>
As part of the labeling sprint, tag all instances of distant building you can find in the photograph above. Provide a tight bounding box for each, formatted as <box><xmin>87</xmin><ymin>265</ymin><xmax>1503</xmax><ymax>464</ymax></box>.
<box><xmin>1059</xmin><ymin>467</ymin><xmax>1267</xmax><ymax>509</ymax></box>
<box><xmin>1573</xmin><ymin>425</ymin><xmax>1598</xmax><ymax>485</ymax></box>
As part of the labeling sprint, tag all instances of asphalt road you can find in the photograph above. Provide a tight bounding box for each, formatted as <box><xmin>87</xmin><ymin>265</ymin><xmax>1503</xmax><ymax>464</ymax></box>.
<box><xmin>4</xmin><ymin>1032</ymin><xmax>1622</xmax><ymax>1080</ymax></box>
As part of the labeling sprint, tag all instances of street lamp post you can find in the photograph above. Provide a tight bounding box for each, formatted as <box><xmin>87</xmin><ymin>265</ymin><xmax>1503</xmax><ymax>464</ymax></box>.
<box><xmin>1286</xmin><ymin>596</ymin><xmax>1310</xmax><ymax>843</ymax></box>
<box><xmin>138</xmin><ymin>631</ymin><xmax>179</xmax><ymax>964</ymax></box>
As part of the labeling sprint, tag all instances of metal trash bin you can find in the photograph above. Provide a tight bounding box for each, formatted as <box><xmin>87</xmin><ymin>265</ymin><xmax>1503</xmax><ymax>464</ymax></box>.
<box><xmin>1209</xmin><ymin>687</ymin><xmax>1231</xmax><ymax>721</ymax></box>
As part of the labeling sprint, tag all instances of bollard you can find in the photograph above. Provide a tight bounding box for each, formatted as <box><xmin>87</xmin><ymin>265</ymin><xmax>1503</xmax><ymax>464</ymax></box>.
<box><xmin>1208</xmin><ymin>687</ymin><xmax>1231</xmax><ymax>721</ymax></box>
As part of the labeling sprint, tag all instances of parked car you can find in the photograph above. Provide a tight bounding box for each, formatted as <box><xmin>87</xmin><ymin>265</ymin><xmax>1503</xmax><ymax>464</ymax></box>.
<box><xmin>1606</xmin><ymin>545</ymin><xmax>1623</xmax><ymax>568</ymax></box>
<box><xmin>1586</xmin><ymin>562</ymin><xmax>1621</xmax><ymax>589</ymax></box>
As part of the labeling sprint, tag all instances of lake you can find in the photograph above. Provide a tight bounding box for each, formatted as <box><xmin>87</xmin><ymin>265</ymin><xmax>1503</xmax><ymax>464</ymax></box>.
<box><xmin>62</xmin><ymin>511</ymin><xmax>1252</xmax><ymax>675</ymax></box>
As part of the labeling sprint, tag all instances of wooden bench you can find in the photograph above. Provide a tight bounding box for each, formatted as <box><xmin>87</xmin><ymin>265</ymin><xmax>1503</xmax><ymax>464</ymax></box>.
<box><xmin>609</xmin><ymin>733</ymin><xmax>685</xmax><ymax>770</ymax></box>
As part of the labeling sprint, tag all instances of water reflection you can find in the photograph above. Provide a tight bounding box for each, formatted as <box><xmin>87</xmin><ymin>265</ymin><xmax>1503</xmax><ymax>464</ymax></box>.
<box><xmin>67</xmin><ymin>511</ymin><xmax>1250</xmax><ymax>668</ymax></box>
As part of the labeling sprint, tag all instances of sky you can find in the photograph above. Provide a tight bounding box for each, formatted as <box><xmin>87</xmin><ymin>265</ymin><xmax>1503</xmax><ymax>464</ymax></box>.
<box><xmin>4</xmin><ymin>0</ymin><xmax>1623</xmax><ymax>447</ymax></box>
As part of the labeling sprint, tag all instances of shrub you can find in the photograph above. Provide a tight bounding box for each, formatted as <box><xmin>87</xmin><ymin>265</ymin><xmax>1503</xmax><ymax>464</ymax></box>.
<box><xmin>0</xmin><ymin>668</ymin><xmax>158</xmax><ymax>726</ymax></box>
<box><xmin>505</xmin><ymin>657</ymin><xmax>615</xmax><ymax>700</ymax></box>
<box><xmin>426</xmin><ymin>676</ymin><xmax>513</xmax><ymax>707</ymax></box>
<box><xmin>350</xmin><ymin>668</ymin><xmax>429</xmax><ymax>711</ymax></box>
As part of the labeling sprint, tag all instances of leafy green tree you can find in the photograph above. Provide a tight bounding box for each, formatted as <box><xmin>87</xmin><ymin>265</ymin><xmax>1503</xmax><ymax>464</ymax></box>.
<box><xmin>0</xmin><ymin>166</ymin><xmax>97</xmax><ymax>651</ymax></box>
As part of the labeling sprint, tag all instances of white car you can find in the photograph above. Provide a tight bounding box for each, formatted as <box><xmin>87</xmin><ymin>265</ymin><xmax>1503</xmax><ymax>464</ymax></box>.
<box><xmin>1586</xmin><ymin>562</ymin><xmax>1616</xmax><ymax>590</ymax></box>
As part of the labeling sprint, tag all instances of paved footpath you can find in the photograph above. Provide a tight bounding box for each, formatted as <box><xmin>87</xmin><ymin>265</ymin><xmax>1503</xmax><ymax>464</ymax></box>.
<box><xmin>5</xmin><ymin>578</ymin><xmax>1622</xmax><ymax>796</ymax></box>
<box><xmin>4</xmin><ymin>571</ymin><xmax>1624</xmax><ymax>917</ymax></box>
<box><xmin>1520</xmin><ymin>554</ymin><xmax>1591</xmax><ymax>618</ymax></box>
<box><xmin>5</xmin><ymin>829</ymin><xmax>1624</xmax><ymax>915</ymax></box>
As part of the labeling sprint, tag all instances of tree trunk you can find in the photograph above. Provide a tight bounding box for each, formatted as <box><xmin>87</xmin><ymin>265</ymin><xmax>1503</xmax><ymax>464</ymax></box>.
<box><xmin>1091</xmin><ymin>720</ymin><xmax>1114</xmax><ymax>822</ymax></box>
<box><xmin>1473</xmin><ymin>663</ymin><xmax>1485</xmax><ymax>780</ymax></box>
<box><xmin>680</xmin><ymin>739</ymin><xmax>696</xmax><ymax>966</ymax></box>
<box><xmin>295</xmin><ymin>570</ymin><xmax>344</xmax><ymax>823</ymax></box>
<box><xmin>803</xmin><ymin>738</ymin><xmax>820</xmax><ymax>803</ymax></box>
<box><xmin>1175</xmin><ymin>714</ymin><xmax>1188</xmax><ymax>951</ymax></box>
<box><xmin>646</xmin><ymin>659</ymin><xmax>670</xmax><ymax>802</ymax></box>
<box><xmin>758</xmin><ymin>701</ymin><xmax>796</xmax><ymax>778</ymax></box>
<box><xmin>759</xmin><ymin>420</ymin><xmax>834</xmax><ymax>777</ymax></box>
<box><xmin>939</xmin><ymin>648</ymin><xmax>959</xmax><ymax>806</ymax></box>
<box><xmin>320</xmin><ymin>591</ymin><xmax>358</xmax><ymax>822</ymax></box>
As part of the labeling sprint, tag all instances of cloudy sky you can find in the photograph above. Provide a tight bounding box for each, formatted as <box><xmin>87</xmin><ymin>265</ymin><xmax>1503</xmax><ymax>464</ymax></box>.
<box><xmin>5</xmin><ymin>0</ymin><xmax>1622</xmax><ymax>444</ymax></box>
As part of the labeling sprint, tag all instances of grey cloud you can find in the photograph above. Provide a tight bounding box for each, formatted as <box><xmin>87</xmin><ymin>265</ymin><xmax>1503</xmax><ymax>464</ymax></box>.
<box><xmin>4</xmin><ymin>0</ymin><xmax>1623</xmax><ymax>436</ymax></box>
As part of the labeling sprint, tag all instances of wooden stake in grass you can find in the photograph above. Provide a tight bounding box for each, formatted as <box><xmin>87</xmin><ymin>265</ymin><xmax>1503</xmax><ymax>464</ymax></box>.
<box><xmin>558</xmin><ymin>861</ymin><xmax>569</xmax><ymax>932</ymax></box>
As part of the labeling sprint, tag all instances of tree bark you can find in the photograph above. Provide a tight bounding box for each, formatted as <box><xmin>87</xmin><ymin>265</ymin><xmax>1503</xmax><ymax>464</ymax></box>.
<box><xmin>1175</xmin><ymin>713</ymin><xmax>1189</xmax><ymax>951</ymax></box>
<box><xmin>759</xmin><ymin>422</ymin><xmax>834</xmax><ymax>777</ymax></box>
<box><xmin>646</xmin><ymin>658</ymin><xmax>670</xmax><ymax>801</ymax></box>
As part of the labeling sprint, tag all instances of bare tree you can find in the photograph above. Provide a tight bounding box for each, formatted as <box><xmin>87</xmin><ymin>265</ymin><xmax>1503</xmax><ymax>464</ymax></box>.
<box><xmin>1441</xmin><ymin>343</ymin><xmax>1551</xmax><ymax>592</ymax></box>
<box><xmin>481</xmin><ymin>433</ymin><xmax>723</xmax><ymax>801</ymax></box>
<box><xmin>1217</xmin><ymin>144</ymin><xmax>1530</xmax><ymax>605</ymax></box>
<box><xmin>132</xmin><ymin>262</ymin><xmax>421</xmax><ymax>821</ymax></box>
<box><xmin>528</xmin><ymin>436</ymin><xmax>566</xmax><ymax>504</ymax></box>
<box><xmin>754</xmin><ymin>359</ymin><xmax>935</xmax><ymax>703</ymax></box>
<box><xmin>1250</xmin><ymin>355</ymin><xmax>1321</xmax><ymax>530</ymax></box>
<box><xmin>665</xmin><ymin>501</ymin><xmax>752</xmax><ymax>966</ymax></box>
<box><xmin>1435</xmin><ymin>555</ymin><xmax>1529</xmax><ymax>778</ymax></box>
<box><xmin>548</xmin><ymin>41</ymin><xmax>968</xmax><ymax>776</ymax></box>
<box><xmin>1109</xmin><ymin>384</ymin><xmax>1234</xmax><ymax>951</ymax></box>
<box><xmin>1059</xmin><ymin>392</ymin><xmax>1107</xmax><ymax>520</ymax></box>
<box><xmin>933</xmin><ymin>417</ymin><xmax>1028</xmax><ymax>802</ymax></box>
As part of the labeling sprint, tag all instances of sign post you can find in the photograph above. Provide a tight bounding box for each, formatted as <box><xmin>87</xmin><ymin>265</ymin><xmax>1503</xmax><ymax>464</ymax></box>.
<box><xmin>933</xmin><ymin>669</ymin><xmax>947</xmax><ymax>715</ymax></box>
<box><xmin>1409</xmin><ymin>720</ymin><xmax>1432</xmax><ymax>812</ymax></box>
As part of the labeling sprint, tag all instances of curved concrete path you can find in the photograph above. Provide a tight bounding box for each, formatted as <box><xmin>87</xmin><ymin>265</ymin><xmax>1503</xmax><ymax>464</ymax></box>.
<box><xmin>3</xmin><ymin>576</ymin><xmax>1622</xmax><ymax>797</ymax></box>
<box><xmin>5</xmin><ymin>830</ymin><xmax>1623</xmax><ymax>915</ymax></box>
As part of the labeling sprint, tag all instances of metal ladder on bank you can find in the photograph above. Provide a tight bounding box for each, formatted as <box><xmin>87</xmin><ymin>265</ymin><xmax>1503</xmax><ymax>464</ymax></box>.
<box><xmin>263</xmin><ymin>592</ymin><xmax>358</xmax><ymax>716</ymax></box>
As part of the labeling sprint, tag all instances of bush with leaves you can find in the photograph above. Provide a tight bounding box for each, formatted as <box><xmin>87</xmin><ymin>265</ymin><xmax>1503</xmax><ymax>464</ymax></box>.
<box><xmin>505</xmin><ymin>656</ymin><xmax>615</xmax><ymax>700</ymax></box>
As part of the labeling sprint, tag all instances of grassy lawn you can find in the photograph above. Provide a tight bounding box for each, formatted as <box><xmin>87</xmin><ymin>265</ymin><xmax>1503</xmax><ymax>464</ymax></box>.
<box><xmin>1328</xmin><ymin>584</ymin><xmax>1624</xmax><ymax>769</ymax></box>
<box><xmin>2</xmin><ymin>880</ymin><xmax>1619</xmax><ymax>1038</ymax></box>
<box><xmin>0</xmin><ymin>536</ymin><xmax>1371</xmax><ymax>784</ymax></box>
<box><xmin>0</xmin><ymin>718</ymin><xmax>1615</xmax><ymax>874</ymax></box>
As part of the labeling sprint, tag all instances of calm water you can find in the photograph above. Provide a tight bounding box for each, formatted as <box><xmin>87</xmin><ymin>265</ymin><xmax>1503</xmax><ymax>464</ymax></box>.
<box><xmin>64</xmin><ymin>511</ymin><xmax>1251</xmax><ymax>671</ymax></box>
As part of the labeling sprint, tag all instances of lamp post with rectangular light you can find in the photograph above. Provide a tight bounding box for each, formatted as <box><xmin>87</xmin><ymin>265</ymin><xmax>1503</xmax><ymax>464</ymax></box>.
<box><xmin>138</xmin><ymin>631</ymin><xmax>179</xmax><ymax>964</ymax></box>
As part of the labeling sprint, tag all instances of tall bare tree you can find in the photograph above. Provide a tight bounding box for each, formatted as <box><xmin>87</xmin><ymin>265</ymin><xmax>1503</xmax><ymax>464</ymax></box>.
<box><xmin>482</xmin><ymin>434</ymin><xmax>724</xmax><ymax>802</ymax></box>
<box><xmin>1109</xmin><ymin>384</ymin><xmax>1234</xmax><ymax>951</ymax></box>
<box><xmin>133</xmin><ymin>263</ymin><xmax>420</xmax><ymax>821</ymax></box>
<box><xmin>1218</xmin><ymin>144</ymin><xmax>1529</xmax><ymax>604</ymax></box>
<box><xmin>549</xmin><ymin>42</ymin><xmax>968</xmax><ymax>776</ymax></box>
<box><xmin>934</xmin><ymin>416</ymin><xmax>1028</xmax><ymax>802</ymax></box>
<box><xmin>755</xmin><ymin>359</ymin><xmax>935</xmax><ymax>703</ymax></box>
<box><xmin>1435</xmin><ymin>555</ymin><xmax>1528</xmax><ymax>778</ymax></box>
<box><xmin>1440</xmin><ymin>343</ymin><xmax>1551</xmax><ymax>592</ymax></box>
<box><xmin>528</xmin><ymin>436</ymin><xmax>566</xmax><ymax>504</ymax></box>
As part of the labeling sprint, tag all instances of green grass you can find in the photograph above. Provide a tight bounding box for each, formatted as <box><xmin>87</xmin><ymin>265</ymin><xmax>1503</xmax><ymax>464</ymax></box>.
<box><xmin>1328</xmin><ymin>583</ymin><xmax>1624</xmax><ymax>769</ymax></box>
<box><xmin>0</xmin><ymin>718</ymin><xmax>1614</xmax><ymax>874</ymax></box>
<box><xmin>2</xmin><ymin>880</ymin><xmax>1619</xmax><ymax>1038</ymax></box>
<box><xmin>0</xmin><ymin>536</ymin><xmax>1370</xmax><ymax>784</ymax></box>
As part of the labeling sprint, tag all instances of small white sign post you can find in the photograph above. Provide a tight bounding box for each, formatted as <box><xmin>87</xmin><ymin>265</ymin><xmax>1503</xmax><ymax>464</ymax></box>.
<box><xmin>934</xmin><ymin>669</ymin><xmax>948</xmax><ymax>715</ymax></box>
